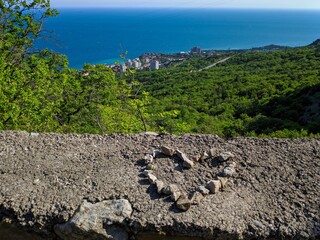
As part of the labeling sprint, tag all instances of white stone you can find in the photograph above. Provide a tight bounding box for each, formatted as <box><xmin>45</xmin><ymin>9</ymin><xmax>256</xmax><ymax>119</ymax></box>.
<box><xmin>218</xmin><ymin>152</ymin><xmax>235</xmax><ymax>162</ymax></box>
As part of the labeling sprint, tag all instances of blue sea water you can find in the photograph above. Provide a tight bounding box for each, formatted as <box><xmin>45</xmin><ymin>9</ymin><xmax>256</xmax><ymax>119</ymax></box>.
<box><xmin>36</xmin><ymin>8</ymin><xmax>320</xmax><ymax>69</ymax></box>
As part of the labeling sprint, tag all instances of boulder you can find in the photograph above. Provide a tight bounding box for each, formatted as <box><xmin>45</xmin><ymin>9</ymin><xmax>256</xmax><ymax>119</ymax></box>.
<box><xmin>54</xmin><ymin>199</ymin><xmax>132</xmax><ymax>240</ymax></box>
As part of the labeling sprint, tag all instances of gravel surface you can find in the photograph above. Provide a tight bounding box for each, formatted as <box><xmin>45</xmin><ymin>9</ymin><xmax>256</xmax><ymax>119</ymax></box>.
<box><xmin>0</xmin><ymin>131</ymin><xmax>319</xmax><ymax>239</ymax></box>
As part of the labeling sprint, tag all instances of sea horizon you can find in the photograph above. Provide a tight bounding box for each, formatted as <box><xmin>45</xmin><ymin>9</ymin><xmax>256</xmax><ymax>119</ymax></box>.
<box><xmin>36</xmin><ymin>8</ymin><xmax>320</xmax><ymax>68</ymax></box>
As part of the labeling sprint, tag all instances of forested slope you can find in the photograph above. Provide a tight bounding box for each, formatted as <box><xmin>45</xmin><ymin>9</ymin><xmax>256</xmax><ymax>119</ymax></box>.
<box><xmin>1</xmin><ymin>1</ymin><xmax>319</xmax><ymax>137</ymax></box>
<box><xmin>136</xmin><ymin>44</ymin><xmax>320</xmax><ymax>137</ymax></box>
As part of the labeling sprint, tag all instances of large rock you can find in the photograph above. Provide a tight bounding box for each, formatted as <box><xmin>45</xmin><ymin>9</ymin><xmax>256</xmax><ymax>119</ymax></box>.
<box><xmin>54</xmin><ymin>199</ymin><xmax>132</xmax><ymax>240</ymax></box>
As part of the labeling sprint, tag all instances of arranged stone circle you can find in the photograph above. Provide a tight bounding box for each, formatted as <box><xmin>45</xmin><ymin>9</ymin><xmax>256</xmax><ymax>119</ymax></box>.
<box><xmin>141</xmin><ymin>146</ymin><xmax>237</xmax><ymax>211</ymax></box>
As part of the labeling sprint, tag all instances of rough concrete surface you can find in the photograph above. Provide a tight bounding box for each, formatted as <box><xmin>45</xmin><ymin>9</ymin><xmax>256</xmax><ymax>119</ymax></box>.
<box><xmin>0</xmin><ymin>131</ymin><xmax>319</xmax><ymax>239</ymax></box>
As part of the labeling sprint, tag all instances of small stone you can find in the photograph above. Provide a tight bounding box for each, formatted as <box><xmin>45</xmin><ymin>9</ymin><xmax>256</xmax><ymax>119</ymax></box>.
<box><xmin>222</xmin><ymin>162</ymin><xmax>236</xmax><ymax>177</ymax></box>
<box><xmin>176</xmin><ymin>150</ymin><xmax>187</xmax><ymax>161</ymax></box>
<box><xmin>171</xmin><ymin>191</ymin><xmax>181</xmax><ymax>202</ymax></box>
<box><xmin>142</xmin><ymin>170</ymin><xmax>153</xmax><ymax>177</ymax></box>
<box><xmin>207</xmin><ymin>180</ymin><xmax>221</xmax><ymax>194</ymax></box>
<box><xmin>160</xmin><ymin>146</ymin><xmax>175</xmax><ymax>156</ymax></box>
<box><xmin>155</xmin><ymin>180</ymin><xmax>164</xmax><ymax>194</ymax></box>
<box><xmin>190</xmin><ymin>191</ymin><xmax>204</xmax><ymax>205</ymax></box>
<box><xmin>141</xmin><ymin>132</ymin><xmax>158</xmax><ymax>136</ymax></box>
<box><xmin>217</xmin><ymin>177</ymin><xmax>229</xmax><ymax>188</ymax></box>
<box><xmin>222</xmin><ymin>167</ymin><xmax>235</xmax><ymax>177</ymax></box>
<box><xmin>153</xmin><ymin>149</ymin><xmax>161</xmax><ymax>158</ymax></box>
<box><xmin>208</xmin><ymin>148</ymin><xmax>217</xmax><ymax>158</ymax></box>
<box><xmin>33</xmin><ymin>179</ymin><xmax>40</xmax><ymax>185</ymax></box>
<box><xmin>200</xmin><ymin>151</ymin><xmax>209</xmax><ymax>160</ymax></box>
<box><xmin>176</xmin><ymin>195</ymin><xmax>192</xmax><ymax>211</ymax></box>
<box><xmin>198</xmin><ymin>185</ymin><xmax>210</xmax><ymax>195</ymax></box>
<box><xmin>176</xmin><ymin>150</ymin><xmax>194</xmax><ymax>169</ymax></box>
<box><xmin>162</xmin><ymin>184</ymin><xmax>180</xmax><ymax>195</ymax></box>
<box><xmin>30</xmin><ymin>132</ymin><xmax>39</xmax><ymax>137</ymax></box>
<box><xmin>144</xmin><ymin>154</ymin><xmax>154</xmax><ymax>164</ymax></box>
<box><xmin>182</xmin><ymin>158</ymin><xmax>194</xmax><ymax>169</ymax></box>
<box><xmin>218</xmin><ymin>152</ymin><xmax>235</xmax><ymax>162</ymax></box>
<box><xmin>146</xmin><ymin>164</ymin><xmax>156</xmax><ymax>170</ymax></box>
<box><xmin>147</xmin><ymin>174</ymin><xmax>157</xmax><ymax>184</ymax></box>
<box><xmin>192</xmin><ymin>154</ymin><xmax>201</xmax><ymax>162</ymax></box>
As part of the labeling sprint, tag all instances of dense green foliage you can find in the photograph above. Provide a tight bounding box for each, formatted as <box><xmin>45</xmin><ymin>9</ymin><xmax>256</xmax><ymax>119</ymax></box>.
<box><xmin>134</xmin><ymin>47</ymin><xmax>320</xmax><ymax>137</ymax></box>
<box><xmin>0</xmin><ymin>0</ymin><xmax>150</xmax><ymax>134</ymax></box>
<box><xmin>1</xmin><ymin>1</ymin><xmax>319</xmax><ymax>137</ymax></box>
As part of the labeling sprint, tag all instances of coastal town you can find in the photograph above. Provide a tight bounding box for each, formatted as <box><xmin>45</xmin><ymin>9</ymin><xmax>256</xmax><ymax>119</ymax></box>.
<box><xmin>106</xmin><ymin>44</ymin><xmax>288</xmax><ymax>73</ymax></box>
<box><xmin>106</xmin><ymin>46</ymin><xmax>217</xmax><ymax>72</ymax></box>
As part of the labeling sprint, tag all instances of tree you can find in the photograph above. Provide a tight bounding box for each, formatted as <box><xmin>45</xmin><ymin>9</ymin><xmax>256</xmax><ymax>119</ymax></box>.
<box><xmin>0</xmin><ymin>0</ymin><xmax>58</xmax><ymax>66</ymax></box>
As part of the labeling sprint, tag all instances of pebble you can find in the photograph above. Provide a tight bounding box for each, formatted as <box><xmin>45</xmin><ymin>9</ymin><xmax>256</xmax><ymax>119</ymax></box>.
<box><xmin>155</xmin><ymin>180</ymin><xmax>164</xmax><ymax>194</ymax></box>
<box><xmin>217</xmin><ymin>176</ymin><xmax>229</xmax><ymax>188</ymax></box>
<box><xmin>147</xmin><ymin>174</ymin><xmax>157</xmax><ymax>184</ymax></box>
<box><xmin>162</xmin><ymin>184</ymin><xmax>180</xmax><ymax>195</ymax></box>
<box><xmin>190</xmin><ymin>191</ymin><xmax>204</xmax><ymax>205</ymax></box>
<box><xmin>209</xmin><ymin>148</ymin><xmax>217</xmax><ymax>158</ymax></box>
<box><xmin>171</xmin><ymin>191</ymin><xmax>181</xmax><ymax>202</ymax></box>
<box><xmin>183</xmin><ymin>158</ymin><xmax>194</xmax><ymax>169</ymax></box>
<box><xmin>176</xmin><ymin>150</ymin><xmax>194</xmax><ymax>169</ymax></box>
<box><xmin>144</xmin><ymin>154</ymin><xmax>154</xmax><ymax>164</ymax></box>
<box><xmin>198</xmin><ymin>185</ymin><xmax>210</xmax><ymax>195</ymax></box>
<box><xmin>207</xmin><ymin>180</ymin><xmax>221</xmax><ymax>194</ymax></box>
<box><xmin>176</xmin><ymin>195</ymin><xmax>192</xmax><ymax>211</ymax></box>
<box><xmin>200</xmin><ymin>151</ymin><xmax>209</xmax><ymax>160</ymax></box>
<box><xmin>160</xmin><ymin>146</ymin><xmax>175</xmax><ymax>156</ymax></box>
<box><xmin>146</xmin><ymin>164</ymin><xmax>156</xmax><ymax>170</ymax></box>
<box><xmin>142</xmin><ymin>170</ymin><xmax>153</xmax><ymax>177</ymax></box>
<box><xmin>218</xmin><ymin>152</ymin><xmax>235</xmax><ymax>162</ymax></box>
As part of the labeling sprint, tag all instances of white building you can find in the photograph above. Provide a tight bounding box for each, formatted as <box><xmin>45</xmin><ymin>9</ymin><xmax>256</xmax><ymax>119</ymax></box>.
<box><xmin>150</xmin><ymin>60</ymin><xmax>160</xmax><ymax>70</ymax></box>
<box><xmin>126</xmin><ymin>59</ymin><xmax>132</xmax><ymax>68</ymax></box>
<box><xmin>120</xmin><ymin>64</ymin><xmax>127</xmax><ymax>73</ymax></box>
<box><xmin>132</xmin><ymin>59</ymin><xmax>141</xmax><ymax>69</ymax></box>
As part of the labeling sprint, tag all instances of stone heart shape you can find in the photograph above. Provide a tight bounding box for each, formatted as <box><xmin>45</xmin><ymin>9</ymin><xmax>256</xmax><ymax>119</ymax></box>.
<box><xmin>140</xmin><ymin>146</ymin><xmax>236</xmax><ymax>211</ymax></box>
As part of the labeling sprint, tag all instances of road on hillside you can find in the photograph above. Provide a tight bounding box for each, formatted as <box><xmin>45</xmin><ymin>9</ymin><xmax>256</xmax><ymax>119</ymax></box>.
<box><xmin>199</xmin><ymin>56</ymin><xmax>232</xmax><ymax>71</ymax></box>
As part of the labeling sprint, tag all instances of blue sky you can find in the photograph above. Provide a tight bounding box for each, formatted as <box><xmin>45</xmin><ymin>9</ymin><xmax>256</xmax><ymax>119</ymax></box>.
<box><xmin>52</xmin><ymin>0</ymin><xmax>320</xmax><ymax>9</ymax></box>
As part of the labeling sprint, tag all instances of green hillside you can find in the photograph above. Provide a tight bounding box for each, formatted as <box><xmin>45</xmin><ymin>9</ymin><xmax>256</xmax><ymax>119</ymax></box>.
<box><xmin>1</xmin><ymin>1</ymin><xmax>319</xmax><ymax>137</ymax></box>
<box><xmin>133</xmin><ymin>45</ymin><xmax>320</xmax><ymax>137</ymax></box>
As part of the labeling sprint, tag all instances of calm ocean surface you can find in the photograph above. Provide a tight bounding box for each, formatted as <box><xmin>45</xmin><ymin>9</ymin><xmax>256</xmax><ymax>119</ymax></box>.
<box><xmin>36</xmin><ymin>8</ymin><xmax>320</xmax><ymax>68</ymax></box>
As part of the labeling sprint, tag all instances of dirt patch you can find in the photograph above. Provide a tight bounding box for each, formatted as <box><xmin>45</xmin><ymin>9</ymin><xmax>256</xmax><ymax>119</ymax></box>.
<box><xmin>0</xmin><ymin>131</ymin><xmax>319</xmax><ymax>239</ymax></box>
